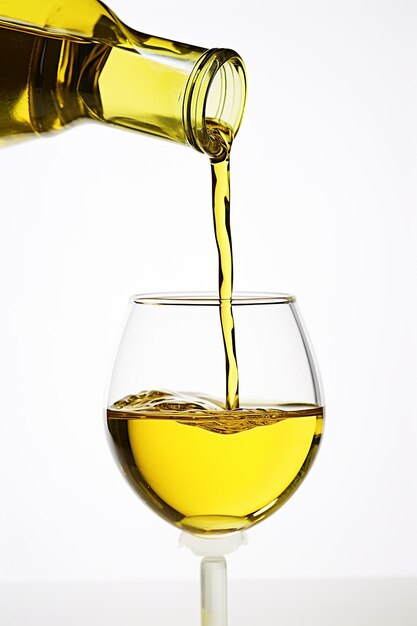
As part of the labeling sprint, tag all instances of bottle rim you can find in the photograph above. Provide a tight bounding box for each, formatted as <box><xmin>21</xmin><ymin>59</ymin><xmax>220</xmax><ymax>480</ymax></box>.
<box><xmin>131</xmin><ymin>292</ymin><xmax>296</xmax><ymax>306</ymax></box>
<box><xmin>184</xmin><ymin>48</ymin><xmax>247</xmax><ymax>156</ymax></box>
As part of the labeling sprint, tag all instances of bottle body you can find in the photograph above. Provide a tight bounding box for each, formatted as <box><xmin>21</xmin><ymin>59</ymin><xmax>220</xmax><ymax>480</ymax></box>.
<box><xmin>0</xmin><ymin>0</ymin><xmax>246</xmax><ymax>154</ymax></box>
<box><xmin>0</xmin><ymin>24</ymin><xmax>86</xmax><ymax>139</ymax></box>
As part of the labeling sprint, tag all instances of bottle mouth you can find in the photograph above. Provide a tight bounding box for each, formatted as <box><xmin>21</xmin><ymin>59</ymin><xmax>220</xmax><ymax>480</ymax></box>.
<box><xmin>184</xmin><ymin>48</ymin><xmax>247</xmax><ymax>157</ymax></box>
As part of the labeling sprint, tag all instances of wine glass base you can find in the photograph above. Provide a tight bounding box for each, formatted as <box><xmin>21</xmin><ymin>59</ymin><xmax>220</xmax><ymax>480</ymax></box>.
<box><xmin>180</xmin><ymin>531</ymin><xmax>246</xmax><ymax>556</ymax></box>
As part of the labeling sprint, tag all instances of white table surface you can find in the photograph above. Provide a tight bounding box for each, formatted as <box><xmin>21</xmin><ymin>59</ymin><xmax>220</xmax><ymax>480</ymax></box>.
<box><xmin>1</xmin><ymin>579</ymin><xmax>416</xmax><ymax>625</ymax></box>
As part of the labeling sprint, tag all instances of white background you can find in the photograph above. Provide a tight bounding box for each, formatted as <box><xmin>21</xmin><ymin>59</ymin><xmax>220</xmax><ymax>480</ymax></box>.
<box><xmin>0</xmin><ymin>0</ymin><xmax>416</xmax><ymax>584</ymax></box>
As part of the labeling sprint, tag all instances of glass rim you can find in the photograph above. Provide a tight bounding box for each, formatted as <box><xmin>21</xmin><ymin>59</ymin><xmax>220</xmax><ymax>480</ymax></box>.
<box><xmin>131</xmin><ymin>292</ymin><xmax>296</xmax><ymax>306</ymax></box>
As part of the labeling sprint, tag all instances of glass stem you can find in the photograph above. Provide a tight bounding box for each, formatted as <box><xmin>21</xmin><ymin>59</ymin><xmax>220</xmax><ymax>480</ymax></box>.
<box><xmin>201</xmin><ymin>556</ymin><xmax>228</xmax><ymax>626</ymax></box>
<box><xmin>180</xmin><ymin>531</ymin><xmax>245</xmax><ymax>626</ymax></box>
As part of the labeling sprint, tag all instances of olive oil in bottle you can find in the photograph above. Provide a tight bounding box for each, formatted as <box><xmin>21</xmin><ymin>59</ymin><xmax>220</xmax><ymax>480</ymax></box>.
<box><xmin>0</xmin><ymin>0</ymin><xmax>246</xmax><ymax>156</ymax></box>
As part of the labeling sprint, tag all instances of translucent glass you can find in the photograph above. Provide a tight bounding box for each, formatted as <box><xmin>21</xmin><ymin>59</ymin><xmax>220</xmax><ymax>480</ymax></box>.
<box><xmin>108</xmin><ymin>292</ymin><xmax>322</xmax><ymax>410</ymax></box>
<box><xmin>106</xmin><ymin>292</ymin><xmax>324</xmax><ymax>626</ymax></box>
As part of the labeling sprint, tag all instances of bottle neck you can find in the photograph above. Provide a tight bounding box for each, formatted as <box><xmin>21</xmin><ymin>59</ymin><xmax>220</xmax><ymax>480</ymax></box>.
<box><xmin>77</xmin><ymin>31</ymin><xmax>246</xmax><ymax>156</ymax></box>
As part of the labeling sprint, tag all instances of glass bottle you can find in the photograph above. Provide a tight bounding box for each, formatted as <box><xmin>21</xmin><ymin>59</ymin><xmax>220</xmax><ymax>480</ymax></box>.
<box><xmin>0</xmin><ymin>0</ymin><xmax>246</xmax><ymax>155</ymax></box>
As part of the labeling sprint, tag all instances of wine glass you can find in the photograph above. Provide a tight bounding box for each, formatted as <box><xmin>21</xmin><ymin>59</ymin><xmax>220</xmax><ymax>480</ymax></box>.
<box><xmin>106</xmin><ymin>292</ymin><xmax>324</xmax><ymax>625</ymax></box>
